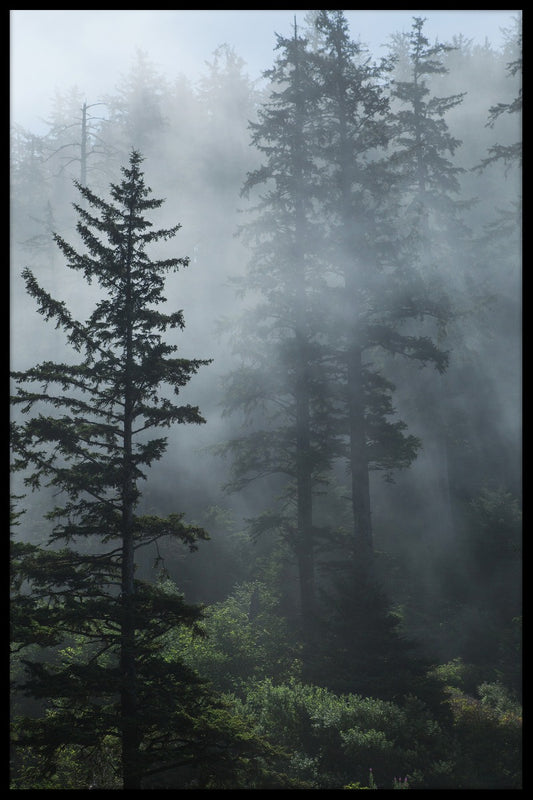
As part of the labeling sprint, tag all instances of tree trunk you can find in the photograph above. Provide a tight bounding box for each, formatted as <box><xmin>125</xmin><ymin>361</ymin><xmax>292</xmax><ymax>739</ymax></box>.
<box><xmin>120</xmin><ymin>405</ymin><xmax>139</xmax><ymax>788</ymax></box>
<box><xmin>295</xmin><ymin>344</ymin><xmax>315</xmax><ymax>626</ymax></box>
<box><xmin>80</xmin><ymin>102</ymin><xmax>87</xmax><ymax>187</ymax></box>
<box><xmin>291</xmin><ymin>32</ymin><xmax>316</xmax><ymax>628</ymax></box>
<box><xmin>120</xmin><ymin>496</ymin><xmax>140</xmax><ymax>789</ymax></box>
<box><xmin>347</xmin><ymin>343</ymin><xmax>374</xmax><ymax>571</ymax></box>
<box><xmin>120</xmin><ymin>221</ymin><xmax>140</xmax><ymax>790</ymax></box>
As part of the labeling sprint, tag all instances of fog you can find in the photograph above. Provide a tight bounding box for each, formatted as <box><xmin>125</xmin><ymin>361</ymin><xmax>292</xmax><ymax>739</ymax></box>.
<box><xmin>11</xmin><ymin>10</ymin><xmax>517</xmax><ymax>132</ymax></box>
<box><xmin>11</xmin><ymin>9</ymin><xmax>521</xmax><ymax>671</ymax></box>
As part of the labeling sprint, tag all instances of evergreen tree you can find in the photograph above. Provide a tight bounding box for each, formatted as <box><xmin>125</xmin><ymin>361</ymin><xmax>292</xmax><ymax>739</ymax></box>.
<box><xmin>311</xmin><ymin>10</ymin><xmax>449</xmax><ymax>572</ymax></box>
<box><xmin>104</xmin><ymin>49</ymin><xmax>170</xmax><ymax>163</ymax></box>
<box><xmin>218</xmin><ymin>21</ymin><xmax>337</xmax><ymax>631</ymax></box>
<box><xmin>445</xmin><ymin>23</ymin><xmax>522</xmax><ymax>682</ymax></box>
<box><xmin>11</xmin><ymin>125</ymin><xmax>50</xmax><ymax>235</ymax></box>
<box><xmin>270</xmin><ymin>11</ymin><xmax>452</xmax><ymax>697</ymax></box>
<box><xmin>386</xmin><ymin>19</ymin><xmax>519</xmax><ymax>524</ymax></box>
<box><xmin>389</xmin><ymin>17</ymin><xmax>467</xmax><ymax>218</ymax></box>
<box><xmin>381</xmin><ymin>16</ymin><xmax>470</xmax><ymax>543</ymax></box>
<box><xmin>470</xmin><ymin>22</ymin><xmax>521</xmax><ymax>489</ymax></box>
<box><xmin>474</xmin><ymin>27</ymin><xmax>522</xmax><ymax>174</ymax></box>
<box><xmin>377</xmin><ymin>19</ymin><xmax>521</xmax><ymax>674</ymax></box>
<box><xmin>196</xmin><ymin>43</ymin><xmax>259</xmax><ymax>198</ymax></box>
<box><xmin>10</xmin><ymin>151</ymin><xmax>264</xmax><ymax>789</ymax></box>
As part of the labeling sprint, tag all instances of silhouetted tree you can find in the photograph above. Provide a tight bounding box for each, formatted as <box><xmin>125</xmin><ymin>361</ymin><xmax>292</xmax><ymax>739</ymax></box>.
<box><xmin>43</xmin><ymin>99</ymin><xmax>112</xmax><ymax>188</ymax></box>
<box><xmin>311</xmin><ymin>10</ymin><xmax>449</xmax><ymax>572</ymax></box>
<box><xmin>382</xmin><ymin>16</ymin><xmax>470</xmax><ymax>542</ymax></box>
<box><xmin>374</xmin><ymin>19</ymin><xmax>521</xmax><ymax>680</ymax></box>
<box><xmin>218</xmin><ymin>21</ymin><xmax>338</xmax><ymax>632</ymax></box>
<box><xmin>474</xmin><ymin>28</ymin><xmax>522</xmax><ymax>174</ymax></box>
<box><xmin>10</xmin><ymin>151</ymin><xmax>268</xmax><ymax>789</ymax></box>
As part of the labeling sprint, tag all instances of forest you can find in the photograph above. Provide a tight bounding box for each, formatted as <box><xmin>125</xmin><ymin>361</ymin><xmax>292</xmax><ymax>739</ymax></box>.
<box><xmin>10</xmin><ymin>11</ymin><xmax>522</xmax><ymax>790</ymax></box>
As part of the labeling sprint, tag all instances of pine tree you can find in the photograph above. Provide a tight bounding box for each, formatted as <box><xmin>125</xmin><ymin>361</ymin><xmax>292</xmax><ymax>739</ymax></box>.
<box><xmin>311</xmin><ymin>10</ymin><xmax>449</xmax><ymax>573</ymax></box>
<box><xmin>474</xmin><ymin>26</ymin><xmax>522</xmax><ymax>174</ymax></box>
<box><xmin>379</xmin><ymin>16</ymin><xmax>468</xmax><ymax>542</ymax></box>
<box><xmin>9</xmin><ymin>151</ymin><xmax>264</xmax><ymax>789</ymax></box>
<box><xmin>218</xmin><ymin>21</ymin><xmax>338</xmax><ymax>632</ymax></box>
<box><xmin>277</xmin><ymin>11</ymin><xmax>453</xmax><ymax>697</ymax></box>
<box><xmin>103</xmin><ymin>49</ymin><xmax>170</xmax><ymax>162</ymax></box>
<box><xmin>196</xmin><ymin>43</ymin><xmax>258</xmax><ymax>197</ymax></box>
<box><xmin>444</xmin><ymin>23</ymin><xmax>522</xmax><ymax>682</ymax></box>
<box><xmin>370</xmin><ymin>19</ymin><xmax>520</xmax><ymax>675</ymax></box>
<box><xmin>389</xmin><ymin>17</ymin><xmax>467</xmax><ymax>222</ymax></box>
<box><xmin>11</xmin><ymin>124</ymin><xmax>49</xmax><ymax>231</ymax></box>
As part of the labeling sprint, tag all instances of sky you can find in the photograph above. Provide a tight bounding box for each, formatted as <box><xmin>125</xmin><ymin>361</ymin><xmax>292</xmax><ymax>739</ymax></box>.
<box><xmin>10</xmin><ymin>9</ymin><xmax>521</xmax><ymax>134</ymax></box>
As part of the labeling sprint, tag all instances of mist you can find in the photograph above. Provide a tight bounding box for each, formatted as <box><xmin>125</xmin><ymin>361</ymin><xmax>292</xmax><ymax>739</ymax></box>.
<box><xmin>10</xmin><ymin>9</ymin><xmax>521</xmax><ymax>790</ymax></box>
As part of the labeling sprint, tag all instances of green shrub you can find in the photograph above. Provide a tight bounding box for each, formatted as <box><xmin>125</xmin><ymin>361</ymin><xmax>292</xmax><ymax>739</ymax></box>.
<box><xmin>232</xmin><ymin>679</ymin><xmax>451</xmax><ymax>789</ymax></box>
<box><xmin>167</xmin><ymin>581</ymin><xmax>301</xmax><ymax>694</ymax></box>
<box><xmin>445</xmin><ymin>683</ymin><xmax>522</xmax><ymax>789</ymax></box>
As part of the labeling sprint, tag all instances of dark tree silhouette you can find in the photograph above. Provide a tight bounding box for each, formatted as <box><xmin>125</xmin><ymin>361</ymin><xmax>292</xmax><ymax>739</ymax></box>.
<box><xmin>10</xmin><ymin>151</ymin><xmax>267</xmax><ymax>789</ymax></box>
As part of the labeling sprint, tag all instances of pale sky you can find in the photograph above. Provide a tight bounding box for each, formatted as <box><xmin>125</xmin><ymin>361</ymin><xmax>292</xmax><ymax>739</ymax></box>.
<box><xmin>11</xmin><ymin>9</ymin><xmax>520</xmax><ymax>133</ymax></box>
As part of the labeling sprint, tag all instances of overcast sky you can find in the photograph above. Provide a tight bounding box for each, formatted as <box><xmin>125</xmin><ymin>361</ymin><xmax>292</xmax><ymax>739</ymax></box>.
<box><xmin>11</xmin><ymin>9</ymin><xmax>520</xmax><ymax>133</ymax></box>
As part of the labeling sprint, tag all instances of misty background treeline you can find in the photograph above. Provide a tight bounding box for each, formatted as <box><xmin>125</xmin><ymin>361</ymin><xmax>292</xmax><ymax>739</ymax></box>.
<box><xmin>11</xmin><ymin>10</ymin><xmax>521</xmax><ymax>789</ymax></box>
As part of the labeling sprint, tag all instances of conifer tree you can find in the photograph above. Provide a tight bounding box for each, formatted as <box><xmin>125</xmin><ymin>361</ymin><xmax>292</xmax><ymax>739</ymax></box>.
<box><xmin>104</xmin><ymin>50</ymin><xmax>169</xmax><ymax>163</ymax></box>
<box><xmin>311</xmin><ymin>10</ymin><xmax>449</xmax><ymax>572</ymax></box>
<box><xmin>474</xmin><ymin>28</ymin><xmax>522</xmax><ymax>174</ymax></box>
<box><xmin>218</xmin><ymin>22</ymin><xmax>338</xmax><ymax>631</ymax></box>
<box><xmin>389</xmin><ymin>17</ymin><xmax>466</xmax><ymax>213</ymax></box>
<box><xmin>280</xmin><ymin>12</ymin><xmax>453</xmax><ymax>697</ymax></box>
<box><xmin>196</xmin><ymin>43</ymin><xmax>258</xmax><ymax>196</ymax></box>
<box><xmin>384</xmin><ymin>17</ymin><xmax>475</xmax><ymax>547</ymax></box>
<box><xmin>387</xmin><ymin>16</ymin><xmax>472</xmax><ymax>305</ymax></box>
<box><xmin>10</xmin><ymin>151</ymin><xmax>265</xmax><ymax>789</ymax></box>
<box><xmin>446</xmin><ymin>24</ymin><xmax>521</xmax><ymax>679</ymax></box>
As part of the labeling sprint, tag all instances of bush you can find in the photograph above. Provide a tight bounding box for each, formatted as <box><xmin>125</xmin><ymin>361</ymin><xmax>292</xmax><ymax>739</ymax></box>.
<box><xmin>232</xmin><ymin>679</ymin><xmax>452</xmax><ymax>789</ymax></box>
<box><xmin>167</xmin><ymin>581</ymin><xmax>301</xmax><ymax>694</ymax></box>
<box><xmin>445</xmin><ymin>683</ymin><xmax>522</xmax><ymax>789</ymax></box>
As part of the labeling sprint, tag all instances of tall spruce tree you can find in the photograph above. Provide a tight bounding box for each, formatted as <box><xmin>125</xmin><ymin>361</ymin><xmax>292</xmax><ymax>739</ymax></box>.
<box><xmin>218</xmin><ymin>22</ymin><xmax>338</xmax><ymax>632</ymax></box>
<box><xmin>381</xmin><ymin>16</ymin><xmax>464</xmax><ymax>528</ymax></box>
<box><xmin>389</xmin><ymin>17</ymin><xmax>467</xmax><ymax>226</ymax></box>
<box><xmin>474</xmin><ymin>28</ymin><xmax>522</xmax><ymax>175</ymax></box>
<box><xmin>292</xmin><ymin>11</ymin><xmax>452</xmax><ymax>697</ymax></box>
<box><xmin>10</xmin><ymin>151</ymin><xmax>266</xmax><ymax>789</ymax></box>
<box><xmin>312</xmin><ymin>10</ymin><xmax>449</xmax><ymax>572</ymax></box>
<box><xmin>384</xmin><ymin>17</ymin><xmax>477</xmax><ymax>550</ymax></box>
<box><xmin>448</xmin><ymin>24</ymin><xmax>522</xmax><ymax>680</ymax></box>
